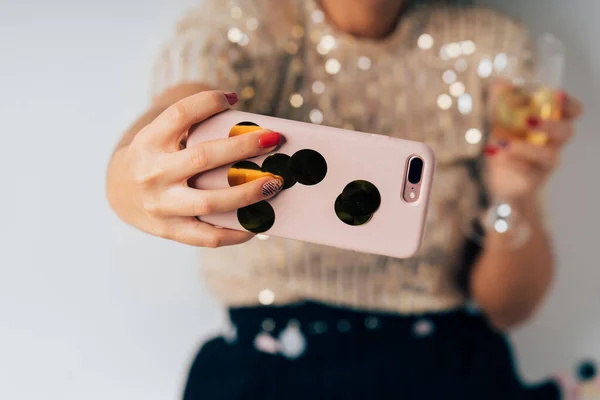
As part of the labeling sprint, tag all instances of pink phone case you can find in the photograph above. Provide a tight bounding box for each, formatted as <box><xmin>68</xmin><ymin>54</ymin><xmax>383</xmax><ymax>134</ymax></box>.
<box><xmin>187</xmin><ymin>110</ymin><xmax>435</xmax><ymax>259</ymax></box>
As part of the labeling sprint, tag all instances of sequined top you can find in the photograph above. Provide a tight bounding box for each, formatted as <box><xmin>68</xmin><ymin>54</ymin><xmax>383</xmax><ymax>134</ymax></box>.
<box><xmin>152</xmin><ymin>0</ymin><xmax>535</xmax><ymax>314</ymax></box>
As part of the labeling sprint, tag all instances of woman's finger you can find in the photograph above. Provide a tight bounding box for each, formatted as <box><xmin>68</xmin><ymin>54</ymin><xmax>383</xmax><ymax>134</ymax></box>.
<box><xmin>168</xmin><ymin>217</ymin><xmax>254</xmax><ymax>247</ymax></box>
<box><xmin>498</xmin><ymin>140</ymin><xmax>558</xmax><ymax>171</ymax></box>
<box><xmin>139</xmin><ymin>90</ymin><xmax>238</xmax><ymax>150</ymax></box>
<box><xmin>164</xmin><ymin>129</ymin><xmax>282</xmax><ymax>181</ymax></box>
<box><xmin>160</xmin><ymin>176</ymin><xmax>283</xmax><ymax>217</ymax></box>
<box><xmin>534</xmin><ymin>119</ymin><xmax>574</xmax><ymax>146</ymax></box>
<box><xmin>560</xmin><ymin>92</ymin><xmax>584</xmax><ymax>120</ymax></box>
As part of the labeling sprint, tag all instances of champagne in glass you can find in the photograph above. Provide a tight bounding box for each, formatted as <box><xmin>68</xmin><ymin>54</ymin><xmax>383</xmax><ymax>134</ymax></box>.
<box><xmin>473</xmin><ymin>33</ymin><xmax>566</xmax><ymax>248</ymax></box>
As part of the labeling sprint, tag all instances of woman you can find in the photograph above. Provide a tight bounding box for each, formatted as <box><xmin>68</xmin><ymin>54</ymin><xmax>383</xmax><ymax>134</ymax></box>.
<box><xmin>106</xmin><ymin>0</ymin><xmax>583</xmax><ymax>398</ymax></box>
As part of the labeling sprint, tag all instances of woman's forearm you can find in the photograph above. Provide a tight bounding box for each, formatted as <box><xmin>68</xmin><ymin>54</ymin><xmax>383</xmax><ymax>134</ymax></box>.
<box><xmin>470</xmin><ymin>198</ymin><xmax>555</xmax><ymax>330</ymax></box>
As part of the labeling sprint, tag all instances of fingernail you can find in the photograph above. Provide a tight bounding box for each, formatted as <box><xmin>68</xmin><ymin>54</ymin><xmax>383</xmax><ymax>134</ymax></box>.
<box><xmin>224</xmin><ymin>92</ymin><xmax>238</xmax><ymax>105</ymax></box>
<box><xmin>526</xmin><ymin>116</ymin><xmax>541</xmax><ymax>128</ymax></box>
<box><xmin>557</xmin><ymin>91</ymin><xmax>569</xmax><ymax>108</ymax></box>
<box><xmin>262</xmin><ymin>178</ymin><xmax>283</xmax><ymax>197</ymax></box>
<box><xmin>484</xmin><ymin>145</ymin><xmax>499</xmax><ymax>156</ymax></box>
<box><xmin>557</xmin><ymin>91</ymin><xmax>568</xmax><ymax>101</ymax></box>
<box><xmin>258</xmin><ymin>132</ymin><xmax>281</xmax><ymax>148</ymax></box>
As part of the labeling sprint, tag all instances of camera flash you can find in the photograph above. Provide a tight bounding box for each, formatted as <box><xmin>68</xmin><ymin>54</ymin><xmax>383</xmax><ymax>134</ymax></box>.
<box><xmin>409</xmin><ymin>192</ymin><xmax>416</xmax><ymax>199</ymax></box>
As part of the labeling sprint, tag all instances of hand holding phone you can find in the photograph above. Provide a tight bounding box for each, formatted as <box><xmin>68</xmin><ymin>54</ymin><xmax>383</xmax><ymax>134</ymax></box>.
<box><xmin>187</xmin><ymin>110</ymin><xmax>435</xmax><ymax>259</ymax></box>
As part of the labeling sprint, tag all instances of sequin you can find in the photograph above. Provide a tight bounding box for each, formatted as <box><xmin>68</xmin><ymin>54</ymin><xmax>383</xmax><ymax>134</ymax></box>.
<box><xmin>413</xmin><ymin>319</ymin><xmax>435</xmax><ymax>337</ymax></box>
<box><xmin>455</xmin><ymin>59</ymin><xmax>468</xmax><ymax>72</ymax></box>
<box><xmin>317</xmin><ymin>44</ymin><xmax>328</xmax><ymax>55</ymax></box>
<box><xmin>256</xmin><ymin>233</ymin><xmax>269</xmax><ymax>240</ymax></box>
<box><xmin>439</xmin><ymin>47</ymin><xmax>450</xmax><ymax>61</ymax></box>
<box><xmin>246</xmin><ymin>18</ymin><xmax>259</xmax><ymax>31</ymax></box>
<box><xmin>458</xmin><ymin>94</ymin><xmax>473</xmax><ymax>115</ymax></box>
<box><xmin>312</xmin><ymin>9</ymin><xmax>325</xmax><ymax>23</ymax></box>
<box><xmin>230</xmin><ymin>6</ymin><xmax>243</xmax><ymax>19</ymax></box>
<box><xmin>365</xmin><ymin>316</ymin><xmax>380</xmax><ymax>330</ymax></box>
<box><xmin>477</xmin><ymin>58</ymin><xmax>493</xmax><ymax>78</ymax></box>
<box><xmin>254</xmin><ymin>332</ymin><xmax>279</xmax><ymax>353</ymax></box>
<box><xmin>449</xmin><ymin>81</ymin><xmax>465</xmax><ymax>97</ymax></box>
<box><xmin>227</xmin><ymin>27</ymin><xmax>243</xmax><ymax>43</ymax></box>
<box><xmin>241</xmin><ymin>86</ymin><xmax>255</xmax><ymax>100</ymax></box>
<box><xmin>494</xmin><ymin>219</ymin><xmax>509</xmax><ymax>233</ymax></box>
<box><xmin>285</xmin><ymin>41</ymin><xmax>299</xmax><ymax>55</ymax></box>
<box><xmin>317</xmin><ymin>35</ymin><xmax>336</xmax><ymax>55</ymax></box>
<box><xmin>261</xmin><ymin>318</ymin><xmax>276</xmax><ymax>332</ymax></box>
<box><xmin>258</xmin><ymin>289</ymin><xmax>275</xmax><ymax>305</ymax></box>
<box><xmin>465</xmin><ymin>128</ymin><xmax>482</xmax><ymax>144</ymax></box>
<box><xmin>461</xmin><ymin>40</ymin><xmax>476</xmax><ymax>55</ymax></box>
<box><xmin>497</xmin><ymin>203</ymin><xmax>512</xmax><ymax>218</ymax></box>
<box><xmin>437</xmin><ymin>94</ymin><xmax>452</xmax><ymax>110</ymax></box>
<box><xmin>337</xmin><ymin>319</ymin><xmax>351</xmax><ymax>332</ymax></box>
<box><xmin>238</xmin><ymin>34</ymin><xmax>249</xmax><ymax>47</ymax></box>
<box><xmin>445</xmin><ymin>42</ymin><xmax>461</xmax><ymax>58</ymax></box>
<box><xmin>357</xmin><ymin>56</ymin><xmax>372</xmax><ymax>71</ymax></box>
<box><xmin>290</xmin><ymin>93</ymin><xmax>304</xmax><ymax>108</ymax></box>
<box><xmin>325</xmin><ymin>58</ymin><xmax>341</xmax><ymax>74</ymax></box>
<box><xmin>442</xmin><ymin>70</ymin><xmax>457</xmax><ymax>84</ymax></box>
<box><xmin>309</xmin><ymin>109</ymin><xmax>324</xmax><ymax>124</ymax></box>
<box><xmin>417</xmin><ymin>33</ymin><xmax>434</xmax><ymax>50</ymax></box>
<box><xmin>291</xmin><ymin>25</ymin><xmax>305</xmax><ymax>39</ymax></box>
<box><xmin>311</xmin><ymin>321</ymin><xmax>328</xmax><ymax>334</ymax></box>
<box><xmin>310</xmin><ymin>30</ymin><xmax>322</xmax><ymax>43</ymax></box>
<box><xmin>278</xmin><ymin>322</ymin><xmax>306</xmax><ymax>359</ymax></box>
<box><xmin>312</xmin><ymin>80</ymin><xmax>325</xmax><ymax>94</ymax></box>
<box><xmin>494</xmin><ymin>53</ymin><xmax>508</xmax><ymax>71</ymax></box>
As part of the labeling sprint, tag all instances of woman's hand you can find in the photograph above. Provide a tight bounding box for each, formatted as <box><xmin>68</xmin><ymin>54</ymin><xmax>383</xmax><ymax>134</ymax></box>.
<box><xmin>472</xmin><ymin>90</ymin><xmax>583</xmax><ymax>329</ymax></box>
<box><xmin>106</xmin><ymin>90</ymin><xmax>283</xmax><ymax>247</ymax></box>
<box><xmin>485</xmin><ymin>91</ymin><xmax>583</xmax><ymax>202</ymax></box>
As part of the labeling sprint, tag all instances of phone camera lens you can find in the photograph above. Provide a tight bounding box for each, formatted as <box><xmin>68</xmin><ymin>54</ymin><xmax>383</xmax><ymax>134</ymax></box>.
<box><xmin>407</xmin><ymin>157</ymin><xmax>423</xmax><ymax>184</ymax></box>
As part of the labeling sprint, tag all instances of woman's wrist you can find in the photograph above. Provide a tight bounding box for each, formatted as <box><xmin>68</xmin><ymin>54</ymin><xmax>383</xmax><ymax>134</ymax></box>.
<box><xmin>509</xmin><ymin>194</ymin><xmax>539</xmax><ymax>215</ymax></box>
<box><xmin>481</xmin><ymin>193</ymin><xmax>544</xmax><ymax>250</ymax></box>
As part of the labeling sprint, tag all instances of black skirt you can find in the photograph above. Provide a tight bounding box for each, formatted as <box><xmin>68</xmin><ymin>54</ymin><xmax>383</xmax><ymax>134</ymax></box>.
<box><xmin>183</xmin><ymin>301</ymin><xmax>560</xmax><ymax>400</ymax></box>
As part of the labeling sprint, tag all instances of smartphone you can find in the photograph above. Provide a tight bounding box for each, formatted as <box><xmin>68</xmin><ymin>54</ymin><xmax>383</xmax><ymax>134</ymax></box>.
<box><xmin>187</xmin><ymin>110</ymin><xmax>435</xmax><ymax>259</ymax></box>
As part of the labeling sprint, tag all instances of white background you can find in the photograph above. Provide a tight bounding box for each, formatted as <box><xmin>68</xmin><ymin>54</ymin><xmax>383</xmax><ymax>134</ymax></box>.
<box><xmin>0</xmin><ymin>0</ymin><xmax>598</xmax><ymax>399</ymax></box>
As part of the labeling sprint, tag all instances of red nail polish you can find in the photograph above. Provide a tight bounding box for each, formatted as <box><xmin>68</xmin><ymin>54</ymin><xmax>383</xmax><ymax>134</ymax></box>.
<box><xmin>258</xmin><ymin>132</ymin><xmax>281</xmax><ymax>148</ymax></box>
<box><xmin>526</xmin><ymin>116</ymin><xmax>541</xmax><ymax>128</ymax></box>
<box><xmin>224</xmin><ymin>92</ymin><xmax>238</xmax><ymax>105</ymax></box>
<box><xmin>484</xmin><ymin>145</ymin><xmax>498</xmax><ymax>156</ymax></box>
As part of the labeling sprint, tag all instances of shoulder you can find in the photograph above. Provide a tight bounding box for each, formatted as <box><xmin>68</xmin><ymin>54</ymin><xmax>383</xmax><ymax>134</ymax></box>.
<box><xmin>426</xmin><ymin>5</ymin><xmax>531</xmax><ymax>48</ymax></box>
<box><xmin>428</xmin><ymin>4</ymin><xmax>528</xmax><ymax>30</ymax></box>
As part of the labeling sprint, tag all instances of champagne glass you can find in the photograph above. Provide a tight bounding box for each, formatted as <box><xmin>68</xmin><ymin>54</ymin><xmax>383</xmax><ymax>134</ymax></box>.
<box><xmin>469</xmin><ymin>33</ymin><xmax>566</xmax><ymax>248</ymax></box>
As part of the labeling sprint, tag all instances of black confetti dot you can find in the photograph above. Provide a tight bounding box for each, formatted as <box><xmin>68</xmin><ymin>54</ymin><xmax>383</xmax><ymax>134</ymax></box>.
<box><xmin>237</xmin><ymin>201</ymin><xmax>275</xmax><ymax>233</ymax></box>
<box><xmin>289</xmin><ymin>149</ymin><xmax>327</xmax><ymax>186</ymax></box>
<box><xmin>577</xmin><ymin>360</ymin><xmax>597</xmax><ymax>382</ymax></box>
<box><xmin>335</xmin><ymin>180</ymin><xmax>381</xmax><ymax>226</ymax></box>
<box><xmin>262</xmin><ymin>153</ymin><xmax>296</xmax><ymax>190</ymax></box>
